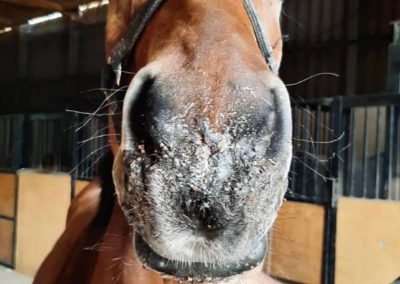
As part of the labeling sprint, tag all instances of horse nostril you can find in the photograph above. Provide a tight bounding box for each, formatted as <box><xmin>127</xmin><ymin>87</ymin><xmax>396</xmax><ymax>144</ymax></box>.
<box><xmin>182</xmin><ymin>197</ymin><xmax>226</xmax><ymax>239</ymax></box>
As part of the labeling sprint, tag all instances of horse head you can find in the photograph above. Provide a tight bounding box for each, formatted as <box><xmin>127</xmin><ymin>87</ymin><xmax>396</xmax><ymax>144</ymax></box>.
<box><xmin>106</xmin><ymin>0</ymin><xmax>291</xmax><ymax>281</ymax></box>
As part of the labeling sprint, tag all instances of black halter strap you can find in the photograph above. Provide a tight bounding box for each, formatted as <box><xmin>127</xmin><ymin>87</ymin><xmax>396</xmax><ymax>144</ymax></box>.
<box><xmin>242</xmin><ymin>0</ymin><xmax>278</xmax><ymax>75</ymax></box>
<box><xmin>108</xmin><ymin>0</ymin><xmax>165</xmax><ymax>70</ymax></box>
<box><xmin>103</xmin><ymin>0</ymin><xmax>279</xmax><ymax>92</ymax></box>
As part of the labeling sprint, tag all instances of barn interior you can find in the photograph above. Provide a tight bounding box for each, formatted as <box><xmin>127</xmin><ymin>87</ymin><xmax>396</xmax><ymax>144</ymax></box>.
<box><xmin>0</xmin><ymin>0</ymin><xmax>400</xmax><ymax>283</ymax></box>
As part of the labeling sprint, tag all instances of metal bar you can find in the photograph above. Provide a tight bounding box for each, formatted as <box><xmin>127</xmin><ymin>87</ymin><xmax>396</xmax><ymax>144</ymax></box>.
<box><xmin>289</xmin><ymin>107</ymin><xmax>298</xmax><ymax>194</ymax></box>
<box><xmin>341</xmin><ymin>94</ymin><xmax>400</xmax><ymax>108</ymax></box>
<box><xmin>14</xmin><ymin>116</ymin><xmax>24</xmax><ymax>170</ymax></box>
<box><xmin>21</xmin><ymin>114</ymin><xmax>29</xmax><ymax>169</ymax></box>
<box><xmin>58</xmin><ymin>118</ymin><xmax>62</xmax><ymax>169</ymax></box>
<box><xmin>343</xmin><ymin>108</ymin><xmax>352</xmax><ymax>196</ymax></box>
<box><xmin>1</xmin><ymin>117</ymin><xmax>6</xmax><ymax>168</ymax></box>
<box><xmin>302</xmin><ymin>108</ymin><xmax>310</xmax><ymax>197</ymax></box>
<box><xmin>333</xmin><ymin>97</ymin><xmax>344</xmax><ymax>202</ymax></box>
<box><xmin>389</xmin><ymin>106</ymin><xmax>396</xmax><ymax>200</ymax></box>
<box><xmin>313</xmin><ymin>105</ymin><xmax>322</xmax><ymax>201</ymax></box>
<box><xmin>375</xmin><ymin>107</ymin><xmax>382</xmax><ymax>198</ymax></box>
<box><xmin>349</xmin><ymin>109</ymin><xmax>356</xmax><ymax>196</ymax></box>
<box><xmin>12</xmin><ymin>173</ymin><xmax>19</xmax><ymax>268</ymax></box>
<box><xmin>38</xmin><ymin>120</ymin><xmax>42</xmax><ymax>169</ymax></box>
<box><xmin>94</xmin><ymin>119</ymin><xmax>99</xmax><ymax>178</ymax></box>
<box><xmin>322</xmin><ymin>206</ymin><xmax>336</xmax><ymax>284</ymax></box>
<box><xmin>385</xmin><ymin>106</ymin><xmax>395</xmax><ymax>200</ymax></box>
<box><xmin>395</xmin><ymin>106</ymin><xmax>400</xmax><ymax>201</ymax></box>
<box><xmin>295</xmin><ymin>94</ymin><xmax>400</xmax><ymax>109</ymax></box>
<box><xmin>323</xmin><ymin>96</ymin><xmax>343</xmax><ymax>284</ymax></box>
<box><xmin>4</xmin><ymin>117</ymin><xmax>10</xmax><ymax>168</ymax></box>
<box><xmin>55</xmin><ymin>120</ymin><xmax>58</xmax><ymax>170</ymax></box>
<box><xmin>362</xmin><ymin>108</ymin><xmax>369</xmax><ymax>197</ymax></box>
<box><xmin>71</xmin><ymin>114</ymin><xmax>79</xmax><ymax>200</ymax></box>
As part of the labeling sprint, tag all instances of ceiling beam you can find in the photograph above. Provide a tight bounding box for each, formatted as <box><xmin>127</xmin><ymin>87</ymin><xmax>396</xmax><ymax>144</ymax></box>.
<box><xmin>0</xmin><ymin>0</ymin><xmax>64</xmax><ymax>11</ymax></box>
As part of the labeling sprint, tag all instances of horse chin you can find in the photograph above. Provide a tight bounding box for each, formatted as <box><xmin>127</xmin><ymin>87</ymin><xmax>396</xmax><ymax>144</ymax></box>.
<box><xmin>134</xmin><ymin>233</ymin><xmax>266</xmax><ymax>282</ymax></box>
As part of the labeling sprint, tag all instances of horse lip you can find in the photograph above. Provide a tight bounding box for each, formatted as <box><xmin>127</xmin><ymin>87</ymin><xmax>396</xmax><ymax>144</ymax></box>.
<box><xmin>134</xmin><ymin>233</ymin><xmax>266</xmax><ymax>281</ymax></box>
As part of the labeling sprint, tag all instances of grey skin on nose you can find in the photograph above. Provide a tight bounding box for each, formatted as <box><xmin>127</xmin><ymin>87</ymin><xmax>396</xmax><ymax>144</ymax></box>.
<box><xmin>180</xmin><ymin>192</ymin><xmax>241</xmax><ymax>240</ymax></box>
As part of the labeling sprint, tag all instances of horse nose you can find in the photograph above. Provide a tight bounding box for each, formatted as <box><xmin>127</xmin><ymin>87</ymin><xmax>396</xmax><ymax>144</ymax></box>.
<box><xmin>121</xmin><ymin>68</ymin><xmax>157</xmax><ymax>150</ymax></box>
<box><xmin>182</xmin><ymin>196</ymin><xmax>227</xmax><ymax>240</ymax></box>
<box><xmin>265</xmin><ymin>75</ymin><xmax>293</xmax><ymax>160</ymax></box>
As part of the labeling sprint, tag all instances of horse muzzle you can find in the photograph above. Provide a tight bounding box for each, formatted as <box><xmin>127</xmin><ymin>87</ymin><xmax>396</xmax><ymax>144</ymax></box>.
<box><xmin>112</xmin><ymin>66</ymin><xmax>292</xmax><ymax>281</ymax></box>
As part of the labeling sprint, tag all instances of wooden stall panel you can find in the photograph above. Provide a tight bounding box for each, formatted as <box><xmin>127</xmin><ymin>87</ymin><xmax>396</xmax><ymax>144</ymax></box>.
<box><xmin>0</xmin><ymin>219</ymin><xmax>14</xmax><ymax>265</ymax></box>
<box><xmin>336</xmin><ymin>198</ymin><xmax>400</xmax><ymax>284</ymax></box>
<box><xmin>267</xmin><ymin>201</ymin><xmax>325</xmax><ymax>284</ymax></box>
<box><xmin>16</xmin><ymin>170</ymin><xmax>70</xmax><ymax>277</ymax></box>
<box><xmin>0</xmin><ymin>173</ymin><xmax>16</xmax><ymax>218</ymax></box>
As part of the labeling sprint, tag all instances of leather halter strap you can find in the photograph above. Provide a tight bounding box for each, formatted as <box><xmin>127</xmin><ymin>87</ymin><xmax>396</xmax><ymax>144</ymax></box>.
<box><xmin>242</xmin><ymin>0</ymin><xmax>278</xmax><ymax>75</ymax></box>
<box><xmin>108</xmin><ymin>0</ymin><xmax>165</xmax><ymax>70</ymax></box>
<box><xmin>104</xmin><ymin>0</ymin><xmax>278</xmax><ymax>88</ymax></box>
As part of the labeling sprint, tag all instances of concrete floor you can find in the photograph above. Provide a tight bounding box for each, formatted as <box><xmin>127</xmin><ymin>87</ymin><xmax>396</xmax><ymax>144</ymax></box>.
<box><xmin>0</xmin><ymin>266</ymin><xmax>32</xmax><ymax>284</ymax></box>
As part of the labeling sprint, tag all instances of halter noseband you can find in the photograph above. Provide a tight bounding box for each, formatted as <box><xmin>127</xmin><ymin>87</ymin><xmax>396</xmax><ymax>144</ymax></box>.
<box><xmin>103</xmin><ymin>0</ymin><xmax>279</xmax><ymax>92</ymax></box>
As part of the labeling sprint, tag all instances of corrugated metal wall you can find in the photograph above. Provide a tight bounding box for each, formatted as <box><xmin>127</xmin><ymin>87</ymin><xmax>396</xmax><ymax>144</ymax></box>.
<box><xmin>0</xmin><ymin>9</ymin><xmax>106</xmax><ymax>115</ymax></box>
<box><xmin>0</xmin><ymin>8</ymin><xmax>109</xmax><ymax>174</ymax></box>
<box><xmin>281</xmin><ymin>0</ymin><xmax>400</xmax><ymax>99</ymax></box>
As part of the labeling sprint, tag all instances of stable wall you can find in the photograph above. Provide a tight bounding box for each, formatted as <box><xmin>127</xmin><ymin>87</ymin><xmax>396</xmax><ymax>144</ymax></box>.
<box><xmin>0</xmin><ymin>170</ymin><xmax>92</xmax><ymax>276</ymax></box>
<box><xmin>15</xmin><ymin>170</ymin><xmax>71</xmax><ymax>276</ymax></box>
<box><xmin>335</xmin><ymin>197</ymin><xmax>400</xmax><ymax>284</ymax></box>
<box><xmin>269</xmin><ymin>198</ymin><xmax>400</xmax><ymax>284</ymax></box>
<box><xmin>267</xmin><ymin>201</ymin><xmax>325</xmax><ymax>284</ymax></box>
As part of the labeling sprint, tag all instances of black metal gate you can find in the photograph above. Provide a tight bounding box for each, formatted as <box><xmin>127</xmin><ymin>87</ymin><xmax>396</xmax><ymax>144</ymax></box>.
<box><xmin>289</xmin><ymin>94</ymin><xmax>400</xmax><ymax>283</ymax></box>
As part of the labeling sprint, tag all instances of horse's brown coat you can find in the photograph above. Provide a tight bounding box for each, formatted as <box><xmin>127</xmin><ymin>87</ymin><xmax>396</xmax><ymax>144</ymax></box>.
<box><xmin>34</xmin><ymin>1</ymin><xmax>286</xmax><ymax>283</ymax></box>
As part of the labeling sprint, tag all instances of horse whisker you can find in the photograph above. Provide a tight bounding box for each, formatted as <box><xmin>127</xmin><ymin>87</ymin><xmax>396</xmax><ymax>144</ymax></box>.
<box><xmin>77</xmin><ymin>134</ymin><xmax>121</xmax><ymax>145</ymax></box>
<box><xmin>79</xmin><ymin>86</ymin><xmax>128</xmax><ymax>94</ymax></box>
<box><xmin>285</xmin><ymin>72</ymin><xmax>339</xmax><ymax>87</ymax></box>
<box><xmin>292</xmin><ymin>157</ymin><xmax>336</xmax><ymax>182</ymax></box>
<box><xmin>293</xmin><ymin>131</ymin><xmax>345</xmax><ymax>144</ymax></box>
<box><xmin>70</xmin><ymin>144</ymin><xmax>110</xmax><ymax>174</ymax></box>
<box><xmin>79</xmin><ymin>154</ymin><xmax>106</xmax><ymax>177</ymax></box>
<box><xmin>66</xmin><ymin>109</ymin><xmax>121</xmax><ymax>116</ymax></box>
<box><xmin>76</xmin><ymin>86</ymin><xmax>127</xmax><ymax>132</ymax></box>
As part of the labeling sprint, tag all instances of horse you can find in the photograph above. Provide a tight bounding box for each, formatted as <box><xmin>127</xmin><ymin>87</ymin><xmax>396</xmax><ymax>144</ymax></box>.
<box><xmin>34</xmin><ymin>0</ymin><xmax>291</xmax><ymax>283</ymax></box>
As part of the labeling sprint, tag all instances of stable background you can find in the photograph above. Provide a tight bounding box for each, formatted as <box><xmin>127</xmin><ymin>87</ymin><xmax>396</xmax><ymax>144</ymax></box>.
<box><xmin>0</xmin><ymin>1</ymin><xmax>400</xmax><ymax>283</ymax></box>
